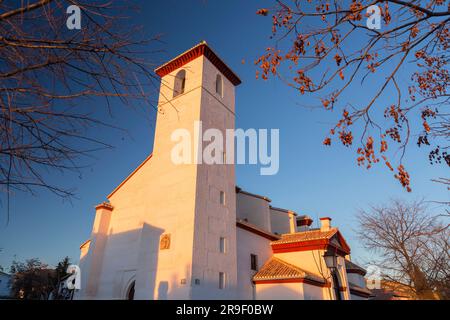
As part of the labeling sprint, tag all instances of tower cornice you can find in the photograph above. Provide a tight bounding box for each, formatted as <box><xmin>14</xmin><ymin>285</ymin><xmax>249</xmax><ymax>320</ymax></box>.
<box><xmin>154</xmin><ymin>41</ymin><xmax>242</xmax><ymax>86</ymax></box>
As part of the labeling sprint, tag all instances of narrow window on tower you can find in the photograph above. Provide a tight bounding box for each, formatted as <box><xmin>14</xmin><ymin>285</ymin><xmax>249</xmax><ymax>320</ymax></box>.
<box><xmin>215</xmin><ymin>74</ymin><xmax>223</xmax><ymax>97</ymax></box>
<box><xmin>250</xmin><ymin>254</ymin><xmax>258</xmax><ymax>271</ymax></box>
<box><xmin>173</xmin><ymin>69</ymin><xmax>186</xmax><ymax>98</ymax></box>
<box><xmin>219</xmin><ymin>237</ymin><xmax>226</xmax><ymax>253</ymax></box>
<box><xmin>219</xmin><ymin>191</ymin><xmax>225</xmax><ymax>205</ymax></box>
<box><xmin>219</xmin><ymin>272</ymin><xmax>226</xmax><ymax>289</ymax></box>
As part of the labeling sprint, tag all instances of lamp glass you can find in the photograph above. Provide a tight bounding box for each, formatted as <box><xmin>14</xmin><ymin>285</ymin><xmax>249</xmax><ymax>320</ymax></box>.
<box><xmin>323</xmin><ymin>251</ymin><xmax>337</xmax><ymax>269</ymax></box>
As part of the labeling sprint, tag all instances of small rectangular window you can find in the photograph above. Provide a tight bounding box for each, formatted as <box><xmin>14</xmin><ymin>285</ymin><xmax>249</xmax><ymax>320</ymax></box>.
<box><xmin>216</xmin><ymin>74</ymin><xmax>223</xmax><ymax>97</ymax></box>
<box><xmin>220</xmin><ymin>237</ymin><xmax>226</xmax><ymax>253</ymax></box>
<box><xmin>220</xmin><ymin>191</ymin><xmax>225</xmax><ymax>205</ymax></box>
<box><xmin>173</xmin><ymin>69</ymin><xmax>186</xmax><ymax>98</ymax></box>
<box><xmin>219</xmin><ymin>272</ymin><xmax>226</xmax><ymax>289</ymax></box>
<box><xmin>251</xmin><ymin>254</ymin><xmax>258</xmax><ymax>271</ymax></box>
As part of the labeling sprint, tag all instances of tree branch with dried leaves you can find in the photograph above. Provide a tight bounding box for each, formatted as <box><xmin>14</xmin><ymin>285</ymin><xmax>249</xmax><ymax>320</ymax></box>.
<box><xmin>256</xmin><ymin>0</ymin><xmax>449</xmax><ymax>194</ymax></box>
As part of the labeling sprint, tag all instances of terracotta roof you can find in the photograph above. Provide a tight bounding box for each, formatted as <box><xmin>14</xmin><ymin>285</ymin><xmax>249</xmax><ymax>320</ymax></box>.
<box><xmin>154</xmin><ymin>41</ymin><xmax>241</xmax><ymax>86</ymax></box>
<box><xmin>270</xmin><ymin>227</ymin><xmax>351</xmax><ymax>255</ymax></box>
<box><xmin>271</xmin><ymin>228</ymin><xmax>338</xmax><ymax>245</ymax></box>
<box><xmin>345</xmin><ymin>259</ymin><xmax>367</xmax><ymax>275</ymax></box>
<box><xmin>253</xmin><ymin>257</ymin><xmax>325</xmax><ymax>283</ymax></box>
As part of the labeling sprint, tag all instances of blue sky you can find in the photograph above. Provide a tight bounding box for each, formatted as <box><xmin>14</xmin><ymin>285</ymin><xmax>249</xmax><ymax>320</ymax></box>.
<box><xmin>0</xmin><ymin>0</ymin><xmax>448</xmax><ymax>270</ymax></box>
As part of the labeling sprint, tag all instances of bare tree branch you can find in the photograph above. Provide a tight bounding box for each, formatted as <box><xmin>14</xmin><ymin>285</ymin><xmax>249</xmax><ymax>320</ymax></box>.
<box><xmin>0</xmin><ymin>0</ymin><xmax>161</xmax><ymax>220</ymax></box>
<box><xmin>357</xmin><ymin>199</ymin><xmax>450</xmax><ymax>299</ymax></box>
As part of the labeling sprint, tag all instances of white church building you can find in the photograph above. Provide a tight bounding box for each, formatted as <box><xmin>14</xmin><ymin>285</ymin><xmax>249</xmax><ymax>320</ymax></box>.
<box><xmin>77</xmin><ymin>42</ymin><xmax>370</xmax><ymax>300</ymax></box>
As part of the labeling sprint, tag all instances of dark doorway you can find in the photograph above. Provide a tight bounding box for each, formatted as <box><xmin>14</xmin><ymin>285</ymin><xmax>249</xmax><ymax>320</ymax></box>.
<box><xmin>127</xmin><ymin>281</ymin><xmax>135</xmax><ymax>300</ymax></box>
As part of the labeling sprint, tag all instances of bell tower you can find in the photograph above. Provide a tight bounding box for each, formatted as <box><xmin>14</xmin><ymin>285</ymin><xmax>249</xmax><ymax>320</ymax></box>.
<box><xmin>134</xmin><ymin>42</ymin><xmax>241</xmax><ymax>299</ymax></box>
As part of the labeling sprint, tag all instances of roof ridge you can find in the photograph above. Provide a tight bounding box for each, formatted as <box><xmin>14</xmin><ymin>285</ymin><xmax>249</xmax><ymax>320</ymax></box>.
<box><xmin>154</xmin><ymin>42</ymin><xmax>241</xmax><ymax>86</ymax></box>
<box><xmin>154</xmin><ymin>41</ymin><xmax>205</xmax><ymax>72</ymax></box>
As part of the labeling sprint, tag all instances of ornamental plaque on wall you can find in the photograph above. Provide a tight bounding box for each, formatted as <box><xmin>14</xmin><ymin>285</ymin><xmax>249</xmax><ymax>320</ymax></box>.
<box><xmin>160</xmin><ymin>233</ymin><xmax>171</xmax><ymax>250</ymax></box>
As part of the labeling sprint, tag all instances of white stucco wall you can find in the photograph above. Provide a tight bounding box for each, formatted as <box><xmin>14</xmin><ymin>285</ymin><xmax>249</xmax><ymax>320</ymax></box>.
<box><xmin>256</xmin><ymin>281</ymin><xmax>326</xmax><ymax>300</ymax></box>
<box><xmin>274</xmin><ymin>250</ymin><xmax>353</xmax><ymax>300</ymax></box>
<box><xmin>302</xmin><ymin>283</ymin><xmax>326</xmax><ymax>300</ymax></box>
<box><xmin>236</xmin><ymin>227</ymin><xmax>273</xmax><ymax>299</ymax></box>
<box><xmin>270</xmin><ymin>208</ymin><xmax>295</xmax><ymax>235</ymax></box>
<box><xmin>79</xmin><ymin>52</ymin><xmax>239</xmax><ymax>300</ymax></box>
<box><xmin>274</xmin><ymin>250</ymin><xmax>327</xmax><ymax>276</ymax></box>
<box><xmin>236</xmin><ymin>192</ymin><xmax>271</xmax><ymax>232</ymax></box>
<box><xmin>255</xmin><ymin>282</ymin><xmax>303</xmax><ymax>300</ymax></box>
<box><xmin>190</xmin><ymin>56</ymin><xmax>238</xmax><ymax>299</ymax></box>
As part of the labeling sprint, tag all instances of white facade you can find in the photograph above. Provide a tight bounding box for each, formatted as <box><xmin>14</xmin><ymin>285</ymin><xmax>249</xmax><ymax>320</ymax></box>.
<box><xmin>255</xmin><ymin>282</ymin><xmax>325</xmax><ymax>300</ymax></box>
<box><xmin>235</xmin><ymin>223</ymin><xmax>273</xmax><ymax>300</ymax></box>
<box><xmin>77</xmin><ymin>42</ymin><xmax>370</xmax><ymax>300</ymax></box>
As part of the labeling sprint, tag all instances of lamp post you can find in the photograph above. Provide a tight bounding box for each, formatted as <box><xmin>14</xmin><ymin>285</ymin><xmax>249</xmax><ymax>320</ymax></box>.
<box><xmin>323</xmin><ymin>250</ymin><xmax>342</xmax><ymax>300</ymax></box>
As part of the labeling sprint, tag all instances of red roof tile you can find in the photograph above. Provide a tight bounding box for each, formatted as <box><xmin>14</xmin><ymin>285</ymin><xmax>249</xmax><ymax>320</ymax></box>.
<box><xmin>253</xmin><ymin>257</ymin><xmax>325</xmax><ymax>283</ymax></box>
<box><xmin>271</xmin><ymin>228</ymin><xmax>338</xmax><ymax>245</ymax></box>
<box><xmin>154</xmin><ymin>41</ymin><xmax>241</xmax><ymax>86</ymax></box>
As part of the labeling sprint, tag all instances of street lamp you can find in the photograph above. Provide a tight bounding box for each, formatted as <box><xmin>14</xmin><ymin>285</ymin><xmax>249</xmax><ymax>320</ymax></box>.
<box><xmin>323</xmin><ymin>250</ymin><xmax>342</xmax><ymax>300</ymax></box>
<box><xmin>323</xmin><ymin>250</ymin><xmax>338</xmax><ymax>270</ymax></box>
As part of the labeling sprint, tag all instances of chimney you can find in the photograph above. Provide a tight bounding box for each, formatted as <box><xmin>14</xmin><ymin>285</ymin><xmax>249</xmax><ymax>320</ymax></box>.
<box><xmin>320</xmin><ymin>217</ymin><xmax>332</xmax><ymax>232</ymax></box>
<box><xmin>296</xmin><ymin>215</ymin><xmax>313</xmax><ymax>232</ymax></box>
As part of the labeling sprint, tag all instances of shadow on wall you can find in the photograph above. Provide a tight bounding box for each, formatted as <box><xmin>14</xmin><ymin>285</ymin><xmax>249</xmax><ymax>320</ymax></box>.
<box><xmin>79</xmin><ymin>222</ymin><xmax>239</xmax><ymax>300</ymax></box>
<box><xmin>134</xmin><ymin>223</ymin><xmax>165</xmax><ymax>300</ymax></box>
<box><xmin>78</xmin><ymin>223</ymin><xmax>164</xmax><ymax>300</ymax></box>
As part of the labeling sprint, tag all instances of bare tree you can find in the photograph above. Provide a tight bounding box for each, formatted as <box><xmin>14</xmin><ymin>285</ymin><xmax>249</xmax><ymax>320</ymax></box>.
<box><xmin>255</xmin><ymin>1</ymin><xmax>449</xmax><ymax>193</ymax></box>
<box><xmin>357</xmin><ymin>199</ymin><xmax>450</xmax><ymax>299</ymax></box>
<box><xmin>0</xmin><ymin>0</ymin><xmax>161</xmax><ymax>217</ymax></box>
